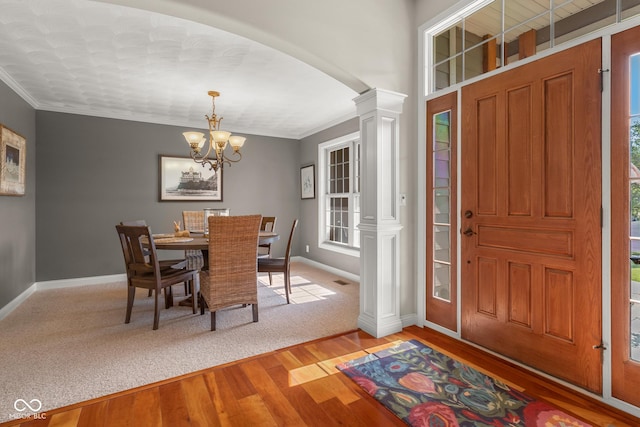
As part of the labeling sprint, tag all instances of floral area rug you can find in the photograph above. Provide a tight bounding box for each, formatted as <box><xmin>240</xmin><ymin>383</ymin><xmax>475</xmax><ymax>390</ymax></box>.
<box><xmin>336</xmin><ymin>340</ymin><xmax>592</xmax><ymax>427</ymax></box>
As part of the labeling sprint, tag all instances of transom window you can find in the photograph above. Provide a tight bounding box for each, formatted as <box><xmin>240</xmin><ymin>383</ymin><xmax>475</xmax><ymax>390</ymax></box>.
<box><xmin>317</xmin><ymin>132</ymin><xmax>360</xmax><ymax>256</ymax></box>
<box><xmin>424</xmin><ymin>0</ymin><xmax>640</xmax><ymax>94</ymax></box>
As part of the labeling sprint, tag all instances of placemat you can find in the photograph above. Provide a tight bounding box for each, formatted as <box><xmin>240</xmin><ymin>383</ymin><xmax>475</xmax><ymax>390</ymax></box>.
<box><xmin>152</xmin><ymin>233</ymin><xmax>174</xmax><ymax>239</ymax></box>
<box><xmin>153</xmin><ymin>237</ymin><xmax>194</xmax><ymax>243</ymax></box>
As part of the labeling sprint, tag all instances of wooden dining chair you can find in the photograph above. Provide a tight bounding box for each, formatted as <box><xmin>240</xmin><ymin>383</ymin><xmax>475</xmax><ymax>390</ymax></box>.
<box><xmin>116</xmin><ymin>224</ymin><xmax>200</xmax><ymax>330</ymax></box>
<box><xmin>182</xmin><ymin>211</ymin><xmax>205</xmax><ymax>270</ymax></box>
<box><xmin>258</xmin><ymin>216</ymin><xmax>277</xmax><ymax>285</ymax></box>
<box><xmin>120</xmin><ymin>219</ymin><xmax>187</xmax><ymax>268</ymax></box>
<box><xmin>258</xmin><ymin>219</ymin><xmax>298</xmax><ymax>304</ymax></box>
<box><xmin>199</xmin><ymin>215</ymin><xmax>262</xmax><ymax>331</ymax></box>
<box><xmin>120</xmin><ymin>219</ymin><xmax>188</xmax><ymax>296</ymax></box>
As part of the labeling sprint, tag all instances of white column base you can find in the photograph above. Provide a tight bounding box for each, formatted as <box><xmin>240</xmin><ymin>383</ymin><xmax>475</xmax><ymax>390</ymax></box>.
<box><xmin>358</xmin><ymin>312</ymin><xmax>403</xmax><ymax>338</ymax></box>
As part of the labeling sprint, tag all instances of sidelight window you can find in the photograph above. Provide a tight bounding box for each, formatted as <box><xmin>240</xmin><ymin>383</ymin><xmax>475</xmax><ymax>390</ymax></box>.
<box><xmin>628</xmin><ymin>53</ymin><xmax>640</xmax><ymax>362</ymax></box>
<box><xmin>432</xmin><ymin>111</ymin><xmax>452</xmax><ymax>301</ymax></box>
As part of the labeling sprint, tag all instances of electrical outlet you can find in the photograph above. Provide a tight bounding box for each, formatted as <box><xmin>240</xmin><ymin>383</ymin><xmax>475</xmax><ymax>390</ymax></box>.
<box><xmin>305</xmin><ymin>245</ymin><xmax>310</xmax><ymax>253</ymax></box>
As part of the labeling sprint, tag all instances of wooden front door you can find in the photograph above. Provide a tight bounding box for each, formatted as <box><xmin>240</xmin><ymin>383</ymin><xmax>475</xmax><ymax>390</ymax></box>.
<box><xmin>611</xmin><ymin>25</ymin><xmax>640</xmax><ymax>407</ymax></box>
<box><xmin>461</xmin><ymin>39</ymin><xmax>602</xmax><ymax>393</ymax></box>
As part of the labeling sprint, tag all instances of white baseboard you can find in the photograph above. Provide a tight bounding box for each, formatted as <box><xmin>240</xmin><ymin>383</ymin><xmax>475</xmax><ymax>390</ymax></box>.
<box><xmin>357</xmin><ymin>312</ymin><xmax>403</xmax><ymax>338</ymax></box>
<box><xmin>36</xmin><ymin>273</ymin><xmax>126</xmax><ymax>290</ymax></box>
<box><xmin>0</xmin><ymin>283</ymin><xmax>37</xmax><ymax>321</ymax></box>
<box><xmin>292</xmin><ymin>256</ymin><xmax>360</xmax><ymax>283</ymax></box>
<box><xmin>401</xmin><ymin>313</ymin><xmax>418</xmax><ymax>328</ymax></box>
<box><xmin>0</xmin><ymin>274</ymin><xmax>126</xmax><ymax>321</ymax></box>
<box><xmin>2</xmin><ymin>261</ymin><xmax>357</xmax><ymax>322</ymax></box>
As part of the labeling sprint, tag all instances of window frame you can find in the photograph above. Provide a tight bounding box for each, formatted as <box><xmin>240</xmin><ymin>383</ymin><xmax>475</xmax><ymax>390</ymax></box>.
<box><xmin>317</xmin><ymin>132</ymin><xmax>361</xmax><ymax>257</ymax></box>
<box><xmin>423</xmin><ymin>0</ymin><xmax>640</xmax><ymax>95</ymax></box>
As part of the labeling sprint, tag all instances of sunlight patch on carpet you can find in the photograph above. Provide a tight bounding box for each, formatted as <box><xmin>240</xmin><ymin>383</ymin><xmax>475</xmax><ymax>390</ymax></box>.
<box><xmin>259</xmin><ymin>275</ymin><xmax>337</xmax><ymax>304</ymax></box>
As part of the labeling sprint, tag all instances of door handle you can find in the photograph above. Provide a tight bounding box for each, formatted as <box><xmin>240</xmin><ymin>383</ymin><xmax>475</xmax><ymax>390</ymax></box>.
<box><xmin>463</xmin><ymin>227</ymin><xmax>476</xmax><ymax>237</ymax></box>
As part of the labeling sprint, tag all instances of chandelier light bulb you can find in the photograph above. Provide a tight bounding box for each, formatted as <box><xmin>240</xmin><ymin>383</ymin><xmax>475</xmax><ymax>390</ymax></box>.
<box><xmin>183</xmin><ymin>131</ymin><xmax>205</xmax><ymax>146</ymax></box>
<box><xmin>229</xmin><ymin>135</ymin><xmax>246</xmax><ymax>150</ymax></box>
<box><xmin>212</xmin><ymin>130</ymin><xmax>231</xmax><ymax>144</ymax></box>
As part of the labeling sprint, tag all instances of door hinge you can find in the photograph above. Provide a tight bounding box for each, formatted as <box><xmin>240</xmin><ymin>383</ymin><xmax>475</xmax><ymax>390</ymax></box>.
<box><xmin>593</xmin><ymin>341</ymin><xmax>607</xmax><ymax>365</ymax></box>
<box><xmin>598</xmin><ymin>68</ymin><xmax>609</xmax><ymax>92</ymax></box>
<box><xmin>593</xmin><ymin>342</ymin><xmax>607</xmax><ymax>351</ymax></box>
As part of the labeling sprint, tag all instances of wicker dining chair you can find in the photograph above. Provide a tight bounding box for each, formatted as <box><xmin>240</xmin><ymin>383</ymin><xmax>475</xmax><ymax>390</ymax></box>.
<box><xmin>258</xmin><ymin>216</ymin><xmax>277</xmax><ymax>285</ymax></box>
<box><xmin>258</xmin><ymin>219</ymin><xmax>298</xmax><ymax>304</ymax></box>
<box><xmin>199</xmin><ymin>214</ymin><xmax>262</xmax><ymax>331</ymax></box>
<box><xmin>116</xmin><ymin>224</ymin><xmax>200</xmax><ymax>330</ymax></box>
<box><xmin>182</xmin><ymin>211</ymin><xmax>205</xmax><ymax>270</ymax></box>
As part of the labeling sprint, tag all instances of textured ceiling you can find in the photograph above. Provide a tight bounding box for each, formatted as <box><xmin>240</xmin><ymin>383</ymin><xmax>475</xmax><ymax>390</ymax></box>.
<box><xmin>0</xmin><ymin>0</ymin><xmax>359</xmax><ymax>139</ymax></box>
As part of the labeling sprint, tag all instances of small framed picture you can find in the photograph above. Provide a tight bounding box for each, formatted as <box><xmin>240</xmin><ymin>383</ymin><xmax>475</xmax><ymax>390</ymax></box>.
<box><xmin>300</xmin><ymin>164</ymin><xmax>315</xmax><ymax>199</ymax></box>
<box><xmin>159</xmin><ymin>155</ymin><xmax>222</xmax><ymax>201</ymax></box>
<box><xmin>0</xmin><ymin>125</ymin><xmax>26</xmax><ymax>196</ymax></box>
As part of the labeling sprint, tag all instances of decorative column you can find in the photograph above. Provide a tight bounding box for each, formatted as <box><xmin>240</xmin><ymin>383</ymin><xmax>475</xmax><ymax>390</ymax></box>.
<box><xmin>354</xmin><ymin>88</ymin><xmax>406</xmax><ymax>338</ymax></box>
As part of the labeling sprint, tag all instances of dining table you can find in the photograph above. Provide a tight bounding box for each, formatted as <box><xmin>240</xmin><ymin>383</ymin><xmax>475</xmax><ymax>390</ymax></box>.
<box><xmin>148</xmin><ymin>231</ymin><xmax>280</xmax><ymax>307</ymax></box>
<box><xmin>150</xmin><ymin>231</ymin><xmax>280</xmax><ymax>269</ymax></box>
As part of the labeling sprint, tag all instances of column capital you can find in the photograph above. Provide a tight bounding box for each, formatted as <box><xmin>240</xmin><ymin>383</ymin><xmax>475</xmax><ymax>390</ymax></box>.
<box><xmin>353</xmin><ymin>88</ymin><xmax>407</xmax><ymax>116</ymax></box>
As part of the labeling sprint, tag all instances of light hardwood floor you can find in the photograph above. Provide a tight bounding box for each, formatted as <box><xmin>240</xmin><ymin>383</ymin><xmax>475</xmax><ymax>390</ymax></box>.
<box><xmin>2</xmin><ymin>326</ymin><xmax>638</xmax><ymax>427</ymax></box>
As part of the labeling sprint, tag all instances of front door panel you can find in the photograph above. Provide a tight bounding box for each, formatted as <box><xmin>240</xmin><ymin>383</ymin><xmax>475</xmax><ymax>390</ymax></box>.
<box><xmin>461</xmin><ymin>39</ymin><xmax>602</xmax><ymax>393</ymax></box>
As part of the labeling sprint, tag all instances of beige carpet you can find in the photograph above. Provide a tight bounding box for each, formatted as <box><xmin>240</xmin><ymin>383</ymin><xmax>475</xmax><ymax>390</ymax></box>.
<box><xmin>0</xmin><ymin>262</ymin><xmax>359</xmax><ymax>422</ymax></box>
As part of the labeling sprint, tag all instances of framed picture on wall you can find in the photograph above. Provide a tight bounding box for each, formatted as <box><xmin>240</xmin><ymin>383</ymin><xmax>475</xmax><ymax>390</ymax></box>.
<box><xmin>300</xmin><ymin>164</ymin><xmax>315</xmax><ymax>199</ymax></box>
<box><xmin>0</xmin><ymin>125</ymin><xmax>26</xmax><ymax>196</ymax></box>
<box><xmin>159</xmin><ymin>155</ymin><xmax>222</xmax><ymax>201</ymax></box>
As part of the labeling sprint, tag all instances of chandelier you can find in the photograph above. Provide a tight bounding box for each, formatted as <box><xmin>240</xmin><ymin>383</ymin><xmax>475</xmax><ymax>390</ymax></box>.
<box><xmin>182</xmin><ymin>91</ymin><xmax>246</xmax><ymax>172</ymax></box>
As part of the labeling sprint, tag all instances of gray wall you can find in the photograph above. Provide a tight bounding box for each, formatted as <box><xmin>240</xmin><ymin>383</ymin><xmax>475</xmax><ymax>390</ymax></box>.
<box><xmin>300</xmin><ymin>117</ymin><xmax>360</xmax><ymax>275</ymax></box>
<box><xmin>0</xmin><ymin>88</ymin><xmax>361</xmax><ymax>307</ymax></box>
<box><xmin>0</xmin><ymin>81</ymin><xmax>37</xmax><ymax>308</ymax></box>
<box><xmin>36</xmin><ymin>111</ymin><xmax>300</xmax><ymax>281</ymax></box>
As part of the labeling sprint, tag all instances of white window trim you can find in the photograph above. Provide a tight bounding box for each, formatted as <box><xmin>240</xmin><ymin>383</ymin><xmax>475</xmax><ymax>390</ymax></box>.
<box><xmin>317</xmin><ymin>131</ymin><xmax>360</xmax><ymax>257</ymax></box>
<box><xmin>422</xmin><ymin>0</ymin><xmax>494</xmax><ymax>95</ymax></box>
